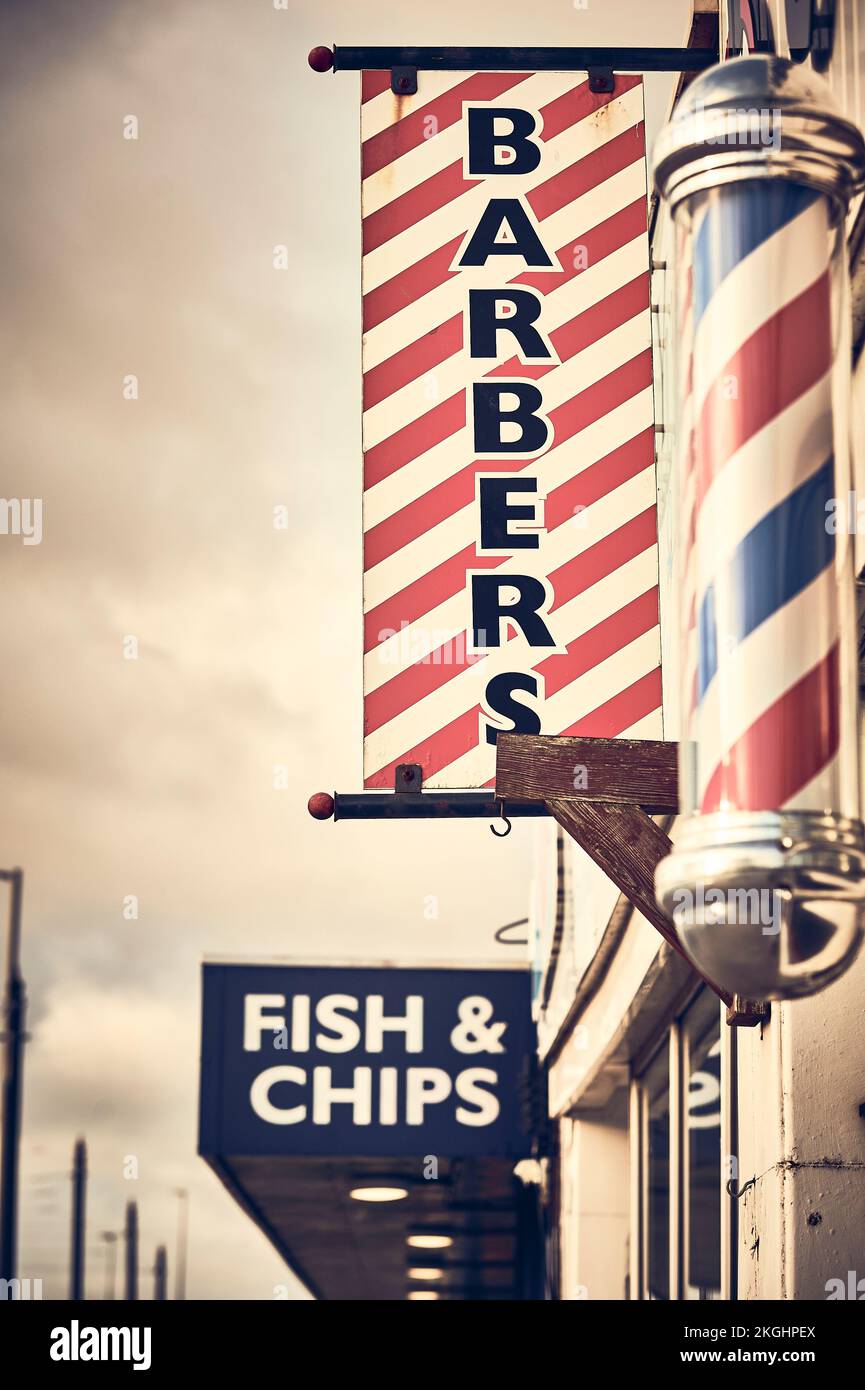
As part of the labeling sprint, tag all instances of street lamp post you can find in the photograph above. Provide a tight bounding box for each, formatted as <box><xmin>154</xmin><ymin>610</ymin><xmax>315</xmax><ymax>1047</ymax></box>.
<box><xmin>174</xmin><ymin>1188</ymin><xmax>188</xmax><ymax>1300</ymax></box>
<box><xmin>100</xmin><ymin>1231</ymin><xmax>118</xmax><ymax>1301</ymax></box>
<box><xmin>69</xmin><ymin>1138</ymin><xmax>87</xmax><ymax>1301</ymax></box>
<box><xmin>0</xmin><ymin>868</ymin><xmax>25</xmax><ymax>1286</ymax></box>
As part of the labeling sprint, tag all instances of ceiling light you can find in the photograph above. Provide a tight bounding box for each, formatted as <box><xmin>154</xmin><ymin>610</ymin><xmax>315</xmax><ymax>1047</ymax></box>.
<box><xmin>348</xmin><ymin>1186</ymin><xmax>408</xmax><ymax>1203</ymax></box>
<box><xmin>408</xmin><ymin>1267</ymin><xmax>444</xmax><ymax>1281</ymax></box>
<box><xmin>407</xmin><ymin>1290</ymin><xmax>441</xmax><ymax>1300</ymax></box>
<box><xmin>407</xmin><ymin>1234</ymin><xmax>453</xmax><ymax>1250</ymax></box>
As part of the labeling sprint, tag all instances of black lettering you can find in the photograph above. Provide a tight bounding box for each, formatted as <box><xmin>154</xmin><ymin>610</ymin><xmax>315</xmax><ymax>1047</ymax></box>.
<box><xmin>468</xmin><ymin>288</ymin><xmax>552</xmax><ymax>361</ymax></box>
<box><xmin>467</xmin><ymin>107</ymin><xmax>541</xmax><ymax>175</ymax></box>
<box><xmin>457</xmin><ymin>198</ymin><xmax>554</xmax><ymax>269</ymax></box>
<box><xmin>483</xmin><ymin>673</ymin><xmax>542</xmax><ymax>745</ymax></box>
<box><xmin>473</xmin><ymin>382</ymin><xmax>549</xmax><ymax>455</ymax></box>
<box><xmin>471</xmin><ymin>574</ymin><xmax>555</xmax><ymax>648</ymax></box>
<box><xmin>479</xmin><ymin>476</ymin><xmax>541</xmax><ymax>550</ymax></box>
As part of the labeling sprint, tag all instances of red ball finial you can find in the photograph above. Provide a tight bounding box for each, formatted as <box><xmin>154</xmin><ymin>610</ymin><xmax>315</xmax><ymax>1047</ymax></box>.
<box><xmin>308</xmin><ymin>46</ymin><xmax>334</xmax><ymax>74</ymax></box>
<box><xmin>308</xmin><ymin>791</ymin><xmax>335</xmax><ymax>820</ymax></box>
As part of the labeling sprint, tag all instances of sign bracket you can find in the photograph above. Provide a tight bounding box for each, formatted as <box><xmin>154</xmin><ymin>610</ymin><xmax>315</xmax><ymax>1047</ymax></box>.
<box><xmin>494</xmin><ymin>732</ymin><xmax>770</xmax><ymax>1029</ymax></box>
<box><xmin>390</xmin><ymin>65</ymin><xmax>418</xmax><ymax>96</ymax></box>
<box><xmin>307</xmin><ymin>762</ymin><xmax>550</xmax><ymax>824</ymax></box>
<box><xmin>308</xmin><ymin>46</ymin><xmax>721</xmax><ymax>77</ymax></box>
<box><xmin>587</xmin><ymin>67</ymin><xmax>615</xmax><ymax>94</ymax></box>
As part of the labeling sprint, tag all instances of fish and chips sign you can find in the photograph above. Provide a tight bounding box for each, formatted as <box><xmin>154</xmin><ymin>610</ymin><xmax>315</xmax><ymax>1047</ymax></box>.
<box><xmin>199</xmin><ymin>964</ymin><xmax>534</xmax><ymax>1157</ymax></box>
<box><xmin>360</xmin><ymin>67</ymin><xmax>660</xmax><ymax>788</ymax></box>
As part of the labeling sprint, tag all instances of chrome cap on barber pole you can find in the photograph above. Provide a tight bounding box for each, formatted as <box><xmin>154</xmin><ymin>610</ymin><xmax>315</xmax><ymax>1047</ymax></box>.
<box><xmin>653</xmin><ymin>56</ymin><xmax>865</xmax><ymax>1000</ymax></box>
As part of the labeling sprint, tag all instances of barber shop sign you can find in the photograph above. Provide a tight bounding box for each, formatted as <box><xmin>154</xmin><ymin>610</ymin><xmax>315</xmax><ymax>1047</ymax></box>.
<box><xmin>360</xmin><ymin>67</ymin><xmax>660</xmax><ymax>789</ymax></box>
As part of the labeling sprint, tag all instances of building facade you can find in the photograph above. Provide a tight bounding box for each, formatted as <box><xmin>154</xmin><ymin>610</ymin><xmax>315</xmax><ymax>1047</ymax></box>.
<box><xmin>532</xmin><ymin>0</ymin><xmax>865</xmax><ymax>1301</ymax></box>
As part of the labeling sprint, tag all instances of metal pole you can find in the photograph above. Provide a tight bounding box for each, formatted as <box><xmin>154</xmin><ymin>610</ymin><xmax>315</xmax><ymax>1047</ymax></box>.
<box><xmin>69</xmin><ymin>1137</ymin><xmax>87</xmax><ymax>1300</ymax></box>
<box><xmin>101</xmin><ymin>1231</ymin><xmax>118</xmax><ymax>1300</ymax></box>
<box><xmin>124</xmin><ymin>1201</ymin><xmax>138</xmax><ymax>1301</ymax></box>
<box><xmin>174</xmin><ymin>1188</ymin><xmax>188</xmax><ymax>1300</ymax></box>
<box><xmin>310</xmin><ymin>791</ymin><xmax>550</xmax><ymax>821</ymax></box>
<box><xmin>327</xmin><ymin>45</ymin><xmax>721</xmax><ymax>73</ymax></box>
<box><xmin>153</xmin><ymin>1245</ymin><xmax>167</xmax><ymax>1301</ymax></box>
<box><xmin>0</xmin><ymin>868</ymin><xmax>25</xmax><ymax>1286</ymax></box>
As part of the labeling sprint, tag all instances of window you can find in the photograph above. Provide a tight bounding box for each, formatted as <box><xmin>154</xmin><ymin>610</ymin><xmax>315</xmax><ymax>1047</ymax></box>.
<box><xmin>683</xmin><ymin>990</ymin><xmax>722</xmax><ymax>1299</ymax></box>
<box><xmin>642</xmin><ymin>1039</ymin><xmax>670</xmax><ymax>1301</ymax></box>
<box><xmin>633</xmin><ymin>988</ymin><xmax>731</xmax><ymax>1300</ymax></box>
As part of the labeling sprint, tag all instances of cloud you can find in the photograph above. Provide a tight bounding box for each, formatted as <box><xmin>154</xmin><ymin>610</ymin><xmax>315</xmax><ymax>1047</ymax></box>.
<box><xmin>1</xmin><ymin>0</ymin><xmax>686</xmax><ymax>1297</ymax></box>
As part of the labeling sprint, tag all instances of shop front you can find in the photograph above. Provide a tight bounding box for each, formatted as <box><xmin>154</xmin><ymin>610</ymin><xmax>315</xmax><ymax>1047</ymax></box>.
<box><xmin>198</xmin><ymin>961</ymin><xmax>546</xmax><ymax>1300</ymax></box>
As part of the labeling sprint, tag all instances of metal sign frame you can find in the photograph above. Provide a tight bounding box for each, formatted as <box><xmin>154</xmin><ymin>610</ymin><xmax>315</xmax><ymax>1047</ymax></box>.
<box><xmin>307</xmin><ymin>43</ymin><xmax>707</xmax><ymax>822</ymax></box>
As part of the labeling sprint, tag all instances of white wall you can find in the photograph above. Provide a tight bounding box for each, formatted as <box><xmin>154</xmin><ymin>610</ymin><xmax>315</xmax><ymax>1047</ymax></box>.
<box><xmin>559</xmin><ymin>1089</ymin><xmax>630</xmax><ymax>1300</ymax></box>
<box><xmin>736</xmin><ymin>934</ymin><xmax>865</xmax><ymax>1298</ymax></box>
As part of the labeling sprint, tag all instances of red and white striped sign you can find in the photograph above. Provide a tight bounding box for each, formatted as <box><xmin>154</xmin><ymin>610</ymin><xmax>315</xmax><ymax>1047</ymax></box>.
<box><xmin>361</xmin><ymin>69</ymin><xmax>661</xmax><ymax>789</ymax></box>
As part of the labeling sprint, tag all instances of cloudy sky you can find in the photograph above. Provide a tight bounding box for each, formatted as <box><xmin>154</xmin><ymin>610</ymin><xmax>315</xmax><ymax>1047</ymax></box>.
<box><xmin>0</xmin><ymin>0</ymin><xmax>686</xmax><ymax>1298</ymax></box>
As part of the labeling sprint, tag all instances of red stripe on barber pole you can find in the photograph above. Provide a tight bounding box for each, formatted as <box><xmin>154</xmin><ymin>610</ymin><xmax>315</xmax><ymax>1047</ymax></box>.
<box><xmin>700</xmin><ymin>645</ymin><xmax>840</xmax><ymax>813</ymax></box>
<box><xmin>695</xmin><ymin>269</ymin><xmax>831</xmax><ymax>514</ymax></box>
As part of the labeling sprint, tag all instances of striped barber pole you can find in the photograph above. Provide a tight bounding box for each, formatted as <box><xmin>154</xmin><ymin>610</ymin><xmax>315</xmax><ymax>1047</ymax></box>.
<box><xmin>360</xmin><ymin>69</ymin><xmax>662</xmax><ymax>789</ymax></box>
<box><xmin>690</xmin><ymin>183</ymin><xmax>840</xmax><ymax>814</ymax></box>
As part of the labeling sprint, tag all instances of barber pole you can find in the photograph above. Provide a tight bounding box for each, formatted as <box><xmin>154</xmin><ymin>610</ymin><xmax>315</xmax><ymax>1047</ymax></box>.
<box><xmin>692</xmin><ymin>182</ymin><xmax>839</xmax><ymax>814</ymax></box>
<box><xmin>654</xmin><ymin>56</ymin><xmax>865</xmax><ymax>999</ymax></box>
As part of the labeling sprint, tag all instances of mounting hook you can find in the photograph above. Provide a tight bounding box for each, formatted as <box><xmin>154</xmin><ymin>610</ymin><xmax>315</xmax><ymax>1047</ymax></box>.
<box><xmin>494</xmin><ymin>916</ymin><xmax>529</xmax><ymax>945</ymax></box>
<box><xmin>726</xmin><ymin>1175</ymin><xmax>756</xmax><ymax>1201</ymax></box>
<box><xmin>490</xmin><ymin>802</ymin><xmax>512</xmax><ymax>838</ymax></box>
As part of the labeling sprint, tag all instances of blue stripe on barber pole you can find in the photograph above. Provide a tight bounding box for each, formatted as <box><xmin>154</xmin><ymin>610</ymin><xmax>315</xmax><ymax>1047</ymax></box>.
<box><xmin>700</xmin><ymin>455</ymin><xmax>839</xmax><ymax>700</ymax></box>
<box><xmin>697</xmin><ymin>583</ymin><xmax>717</xmax><ymax>701</ymax></box>
<box><xmin>693</xmin><ymin>182</ymin><xmax>818</xmax><ymax>326</ymax></box>
<box><xmin>696</xmin><ymin>458</ymin><xmax>835</xmax><ymax>701</ymax></box>
<box><xmin>727</xmin><ymin>457</ymin><xmax>835</xmax><ymax>643</ymax></box>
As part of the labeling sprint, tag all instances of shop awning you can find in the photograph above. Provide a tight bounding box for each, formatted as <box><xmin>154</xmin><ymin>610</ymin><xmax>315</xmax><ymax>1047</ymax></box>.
<box><xmin>207</xmin><ymin>1153</ymin><xmax>539</xmax><ymax>1300</ymax></box>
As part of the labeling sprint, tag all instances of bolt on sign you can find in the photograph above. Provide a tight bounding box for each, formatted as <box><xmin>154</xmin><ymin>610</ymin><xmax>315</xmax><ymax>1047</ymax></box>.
<box><xmin>199</xmin><ymin>964</ymin><xmax>535</xmax><ymax>1157</ymax></box>
<box><xmin>361</xmin><ymin>69</ymin><xmax>661</xmax><ymax>789</ymax></box>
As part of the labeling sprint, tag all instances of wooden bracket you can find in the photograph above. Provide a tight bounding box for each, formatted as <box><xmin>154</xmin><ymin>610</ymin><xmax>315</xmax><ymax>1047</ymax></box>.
<box><xmin>496</xmin><ymin>733</ymin><xmax>679</xmax><ymax>811</ymax></box>
<box><xmin>496</xmin><ymin>734</ymin><xmax>769</xmax><ymax>1028</ymax></box>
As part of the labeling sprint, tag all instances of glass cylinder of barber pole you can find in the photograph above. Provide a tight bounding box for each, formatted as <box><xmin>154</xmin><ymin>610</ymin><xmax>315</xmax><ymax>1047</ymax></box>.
<box><xmin>653</xmin><ymin>56</ymin><xmax>865</xmax><ymax>999</ymax></box>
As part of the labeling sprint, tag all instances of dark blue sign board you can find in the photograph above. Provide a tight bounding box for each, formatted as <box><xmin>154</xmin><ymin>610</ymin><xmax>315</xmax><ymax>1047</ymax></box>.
<box><xmin>199</xmin><ymin>963</ymin><xmax>535</xmax><ymax>1158</ymax></box>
